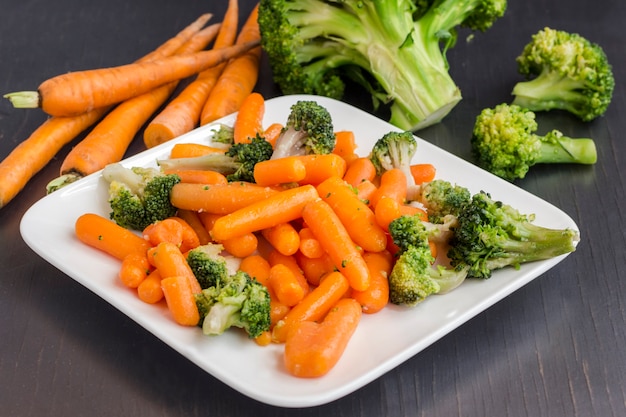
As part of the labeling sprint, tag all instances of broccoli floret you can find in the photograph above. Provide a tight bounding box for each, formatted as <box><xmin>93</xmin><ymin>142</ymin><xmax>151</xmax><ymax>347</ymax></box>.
<box><xmin>258</xmin><ymin>0</ymin><xmax>507</xmax><ymax>131</ymax></box>
<box><xmin>471</xmin><ymin>103</ymin><xmax>597</xmax><ymax>181</ymax></box>
<box><xmin>157</xmin><ymin>136</ymin><xmax>273</xmax><ymax>183</ymax></box>
<box><xmin>271</xmin><ymin>100</ymin><xmax>336</xmax><ymax>159</ymax></box>
<box><xmin>211</xmin><ymin>124</ymin><xmax>235</xmax><ymax>145</ymax></box>
<box><xmin>388</xmin><ymin>213</ymin><xmax>430</xmax><ymax>253</ymax></box>
<box><xmin>512</xmin><ymin>27</ymin><xmax>615</xmax><ymax>122</ymax></box>
<box><xmin>186</xmin><ymin>244</ymin><xmax>230</xmax><ymax>289</ymax></box>
<box><xmin>418</xmin><ymin>179</ymin><xmax>471</xmax><ymax>223</ymax></box>
<box><xmin>102</xmin><ymin>163</ymin><xmax>180</xmax><ymax>231</ymax></box>
<box><xmin>447</xmin><ymin>191</ymin><xmax>579</xmax><ymax>279</ymax></box>
<box><xmin>194</xmin><ymin>271</ymin><xmax>271</xmax><ymax>338</ymax></box>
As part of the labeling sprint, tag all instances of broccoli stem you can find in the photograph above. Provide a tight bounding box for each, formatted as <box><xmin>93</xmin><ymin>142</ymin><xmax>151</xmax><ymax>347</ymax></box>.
<box><xmin>512</xmin><ymin>71</ymin><xmax>587</xmax><ymax>113</ymax></box>
<box><xmin>536</xmin><ymin>134</ymin><xmax>597</xmax><ymax>165</ymax></box>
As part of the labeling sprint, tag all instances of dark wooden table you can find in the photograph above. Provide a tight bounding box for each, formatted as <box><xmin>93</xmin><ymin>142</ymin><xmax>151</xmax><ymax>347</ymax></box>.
<box><xmin>1</xmin><ymin>1</ymin><xmax>624</xmax><ymax>416</ymax></box>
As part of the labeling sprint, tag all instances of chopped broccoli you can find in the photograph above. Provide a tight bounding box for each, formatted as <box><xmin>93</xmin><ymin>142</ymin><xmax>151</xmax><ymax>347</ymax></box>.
<box><xmin>271</xmin><ymin>100</ymin><xmax>336</xmax><ymax>160</ymax></box>
<box><xmin>157</xmin><ymin>136</ymin><xmax>274</xmax><ymax>183</ymax></box>
<box><xmin>186</xmin><ymin>244</ymin><xmax>230</xmax><ymax>289</ymax></box>
<box><xmin>102</xmin><ymin>163</ymin><xmax>180</xmax><ymax>231</ymax></box>
<box><xmin>512</xmin><ymin>27</ymin><xmax>615</xmax><ymax>122</ymax></box>
<box><xmin>211</xmin><ymin>124</ymin><xmax>235</xmax><ymax>145</ymax></box>
<box><xmin>418</xmin><ymin>179</ymin><xmax>471</xmax><ymax>223</ymax></box>
<box><xmin>194</xmin><ymin>271</ymin><xmax>271</xmax><ymax>338</ymax></box>
<box><xmin>447</xmin><ymin>191</ymin><xmax>579</xmax><ymax>279</ymax></box>
<box><xmin>258</xmin><ymin>0</ymin><xmax>507</xmax><ymax>131</ymax></box>
<box><xmin>388</xmin><ymin>213</ymin><xmax>430</xmax><ymax>253</ymax></box>
<box><xmin>471</xmin><ymin>103</ymin><xmax>597</xmax><ymax>181</ymax></box>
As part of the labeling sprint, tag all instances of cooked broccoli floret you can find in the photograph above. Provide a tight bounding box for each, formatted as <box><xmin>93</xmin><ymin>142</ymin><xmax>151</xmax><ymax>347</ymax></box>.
<box><xmin>186</xmin><ymin>244</ymin><xmax>230</xmax><ymax>289</ymax></box>
<box><xmin>471</xmin><ymin>103</ymin><xmax>597</xmax><ymax>181</ymax></box>
<box><xmin>388</xmin><ymin>213</ymin><xmax>430</xmax><ymax>253</ymax></box>
<box><xmin>512</xmin><ymin>27</ymin><xmax>615</xmax><ymax>122</ymax></box>
<box><xmin>447</xmin><ymin>191</ymin><xmax>579</xmax><ymax>279</ymax></box>
<box><xmin>102</xmin><ymin>163</ymin><xmax>180</xmax><ymax>231</ymax></box>
<box><xmin>258</xmin><ymin>0</ymin><xmax>507</xmax><ymax>131</ymax></box>
<box><xmin>271</xmin><ymin>100</ymin><xmax>336</xmax><ymax>159</ymax></box>
<box><xmin>157</xmin><ymin>136</ymin><xmax>273</xmax><ymax>183</ymax></box>
<box><xmin>194</xmin><ymin>270</ymin><xmax>271</xmax><ymax>338</ymax></box>
<box><xmin>418</xmin><ymin>179</ymin><xmax>471</xmax><ymax>223</ymax></box>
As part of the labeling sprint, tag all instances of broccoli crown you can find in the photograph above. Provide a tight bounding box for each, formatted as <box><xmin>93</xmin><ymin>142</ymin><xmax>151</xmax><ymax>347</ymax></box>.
<box><xmin>186</xmin><ymin>244</ymin><xmax>230</xmax><ymax>289</ymax></box>
<box><xmin>271</xmin><ymin>100</ymin><xmax>336</xmax><ymax>159</ymax></box>
<box><xmin>418</xmin><ymin>179</ymin><xmax>471</xmax><ymax>222</ymax></box>
<box><xmin>389</xmin><ymin>245</ymin><xmax>439</xmax><ymax>306</ymax></box>
<box><xmin>471</xmin><ymin>103</ymin><xmax>597</xmax><ymax>181</ymax></box>
<box><xmin>388</xmin><ymin>214</ymin><xmax>430</xmax><ymax>254</ymax></box>
<box><xmin>447</xmin><ymin>191</ymin><xmax>579</xmax><ymax>279</ymax></box>
<box><xmin>512</xmin><ymin>27</ymin><xmax>615</xmax><ymax>122</ymax></box>
<box><xmin>195</xmin><ymin>271</ymin><xmax>271</xmax><ymax>338</ymax></box>
<box><xmin>258</xmin><ymin>0</ymin><xmax>507</xmax><ymax>131</ymax></box>
<box><xmin>369</xmin><ymin>130</ymin><xmax>417</xmax><ymax>177</ymax></box>
<box><xmin>103</xmin><ymin>164</ymin><xmax>180</xmax><ymax>230</ymax></box>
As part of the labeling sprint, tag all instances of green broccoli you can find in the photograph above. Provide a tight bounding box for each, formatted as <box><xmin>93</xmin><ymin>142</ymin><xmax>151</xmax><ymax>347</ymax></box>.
<box><xmin>447</xmin><ymin>191</ymin><xmax>579</xmax><ymax>279</ymax></box>
<box><xmin>418</xmin><ymin>179</ymin><xmax>471</xmax><ymax>223</ymax></box>
<box><xmin>194</xmin><ymin>271</ymin><xmax>271</xmax><ymax>338</ymax></box>
<box><xmin>369</xmin><ymin>130</ymin><xmax>420</xmax><ymax>198</ymax></box>
<box><xmin>211</xmin><ymin>123</ymin><xmax>235</xmax><ymax>145</ymax></box>
<box><xmin>471</xmin><ymin>103</ymin><xmax>597</xmax><ymax>181</ymax></box>
<box><xmin>157</xmin><ymin>135</ymin><xmax>274</xmax><ymax>183</ymax></box>
<box><xmin>101</xmin><ymin>163</ymin><xmax>181</xmax><ymax>231</ymax></box>
<box><xmin>270</xmin><ymin>100</ymin><xmax>336</xmax><ymax>159</ymax></box>
<box><xmin>186</xmin><ymin>244</ymin><xmax>230</xmax><ymax>289</ymax></box>
<box><xmin>512</xmin><ymin>27</ymin><xmax>615</xmax><ymax>122</ymax></box>
<box><xmin>258</xmin><ymin>0</ymin><xmax>507</xmax><ymax>131</ymax></box>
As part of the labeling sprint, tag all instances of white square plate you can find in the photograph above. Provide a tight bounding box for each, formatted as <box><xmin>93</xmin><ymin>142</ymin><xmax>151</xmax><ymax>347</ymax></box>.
<box><xmin>20</xmin><ymin>95</ymin><xmax>578</xmax><ymax>408</ymax></box>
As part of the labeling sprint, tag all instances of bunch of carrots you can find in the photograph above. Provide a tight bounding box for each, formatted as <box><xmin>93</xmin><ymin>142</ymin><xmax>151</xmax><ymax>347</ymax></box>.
<box><xmin>0</xmin><ymin>0</ymin><xmax>262</xmax><ymax>209</ymax></box>
<box><xmin>74</xmin><ymin>92</ymin><xmax>438</xmax><ymax>378</ymax></box>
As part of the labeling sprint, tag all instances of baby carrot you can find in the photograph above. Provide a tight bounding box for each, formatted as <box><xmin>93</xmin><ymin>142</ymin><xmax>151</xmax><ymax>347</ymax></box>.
<box><xmin>161</xmin><ymin>274</ymin><xmax>201</xmax><ymax>326</ymax></box>
<box><xmin>298</xmin><ymin>227</ymin><xmax>325</xmax><ymax>259</ymax></box>
<box><xmin>355</xmin><ymin>180</ymin><xmax>378</xmax><ymax>204</ymax></box>
<box><xmin>163</xmin><ymin>168</ymin><xmax>228</xmax><ymax>185</ymax></box>
<box><xmin>267</xmin><ymin>250</ymin><xmax>310</xmax><ymax>297</ymax></box>
<box><xmin>272</xmin><ymin>270</ymin><xmax>350</xmax><ymax>343</ymax></box>
<box><xmin>239</xmin><ymin>254</ymin><xmax>271</xmax><ymax>287</ymax></box>
<box><xmin>268</xmin><ymin>263</ymin><xmax>305</xmax><ymax>307</ymax></box>
<box><xmin>119</xmin><ymin>252</ymin><xmax>152</xmax><ymax>289</ymax></box>
<box><xmin>301</xmin><ymin>199</ymin><xmax>371</xmax><ymax>291</ymax></box>
<box><xmin>176</xmin><ymin>209</ymin><xmax>212</xmax><ymax>246</ymax></box>
<box><xmin>284</xmin><ymin>297</ymin><xmax>361</xmax><ymax>378</ymax></box>
<box><xmin>261</xmin><ymin>222</ymin><xmax>301</xmax><ymax>256</ymax></box>
<box><xmin>148</xmin><ymin>241</ymin><xmax>201</xmax><ymax>294</ymax></box>
<box><xmin>350</xmin><ymin>250</ymin><xmax>392</xmax><ymax>314</ymax></box>
<box><xmin>316</xmin><ymin>176</ymin><xmax>387</xmax><ymax>253</ymax></box>
<box><xmin>295</xmin><ymin>154</ymin><xmax>347</xmax><ymax>186</ymax></box>
<box><xmin>369</xmin><ymin>168</ymin><xmax>407</xmax><ymax>208</ymax></box>
<box><xmin>137</xmin><ymin>269</ymin><xmax>164</xmax><ymax>304</ymax></box>
<box><xmin>410</xmin><ymin>163</ymin><xmax>437</xmax><ymax>185</ymax></box>
<box><xmin>168</xmin><ymin>143</ymin><xmax>226</xmax><ymax>159</ymax></box>
<box><xmin>374</xmin><ymin>195</ymin><xmax>401</xmax><ymax>232</ymax></box>
<box><xmin>262</xmin><ymin>122</ymin><xmax>283</xmax><ymax>147</ymax></box>
<box><xmin>142</xmin><ymin>218</ymin><xmax>185</xmax><ymax>248</ymax></box>
<box><xmin>75</xmin><ymin>213</ymin><xmax>151</xmax><ymax>261</ymax></box>
<box><xmin>233</xmin><ymin>92</ymin><xmax>265</xmax><ymax>144</ymax></box>
<box><xmin>220</xmin><ymin>232</ymin><xmax>258</xmax><ymax>258</ymax></box>
<box><xmin>332</xmin><ymin>131</ymin><xmax>358</xmax><ymax>164</ymax></box>
<box><xmin>342</xmin><ymin>157</ymin><xmax>377</xmax><ymax>187</ymax></box>
<box><xmin>210</xmin><ymin>184</ymin><xmax>319</xmax><ymax>241</ymax></box>
<box><xmin>169</xmin><ymin>216</ymin><xmax>201</xmax><ymax>253</ymax></box>
<box><xmin>296</xmin><ymin>251</ymin><xmax>335</xmax><ymax>287</ymax></box>
<box><xmin>169</xmin><ymin>182</ymin><xmax>279</xmax><ymax>214</ymax></box>
<box><xmin>254</xmin><ymin>330</ymin><xmax>273</xmax><ymax>347</ymax></box>
<box><xmin>253</xmin><ymin>156</ymin><xmax>307</xmax><ymax>186</ymax></box>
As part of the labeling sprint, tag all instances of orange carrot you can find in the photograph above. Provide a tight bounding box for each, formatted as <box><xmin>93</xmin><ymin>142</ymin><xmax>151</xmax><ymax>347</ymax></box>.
<box><xmin>253</xmin><ymin>156</ymin><xmax>307</xmax><ymax>186</ymax></box>
<box><xmin>0</xmin><ymin>14</ymin><xmax>212</xmax><ymax>208</ymax></box>
<box><xmin>296</xmin><ymin>251</ymin><xmax>335</xmax><ymax>287</ymax></box>
<box><xmin>170</xmin><ymin>182</ymin><xmax>280</xmax><ymax>214</ymax></box>
<box><xmin>200</xmin><ymin>4</ymin><xmax>262</xmax><ymax>125</ymax></box>
<box><xmin>239</xmin><ymin>254</ymin><xmax>271</xmax><ymax>286</ymax></box>
<box><xmin>142</xmin><ymin>218</ymin><xmax>185</xmax><ymax>248</ymax></box>
<box><xmin>75</xmin><ymin>213</ymin><xmax>151</xmax><ymax>261</ymax></box>
<box><xmin>119</xmin><ymin>252</ymin><xmax>152</xmax><ymax>289</ymax></box>
<box><xmin>272</xmin><ymin>270</ymin><xmax>350</xmax><ymax>343</ymax></box>
<box><xmin>302</xmin><ymin>199</ymin><xmax>371</xmax><ymax>291</ymax></box>
<box><xmin>342</xmin><ymin>157</ymin><xmax>377</xmax><ymax>187</ymax></box>
<box><xmin>233</xmin><ymin>92</ymin><xmax>265</xmax><ymax>144</ymax></box>
<box><xmin>220</xmin><ymin>232</ymin><xmax>258</xmax><ymax>258</ymax></box>
<box><xmin>296</xmin><ymin>154</ymin><xmax>347</xmax><ymax>186</ymax></box>
<box><xmin>163</xmin><ymin>168</ymin><xmax>228</xmax><ymax>185</ymax></box>
<box><xmin>398</xmin><ymin>204</ymin><xmax>428</xmax><ymax>221</ymax></box>
<box><xmin>143</xmin><ymin>0</ymin><xmax>239</xmax><ymax>148</ymax></box>
<box><xmin>161</xmin><ymin>275</ymin><xmax>201</xmax><ymax>326</ymax></box>
<box><xmin>297</xmin><ymin>227</ymin><xmax>325</xmax><ymax>259</ymax></box>
<box><xmin>169</xmin><ymin>143</ymin><xmax>226</xmax><ymax>159</ymax></box>
<box><xmin>148</xmin><ymin>241</ymin><xmax>201</xmax><ymax>294</ymax></box>
<box><xmin>316</xmin><ymin>176</ymin><xmax>387</xmax><ymax>253</ymax></box>
<box><xmin>254</xmin><ymin>330</ymin><xmax>273</xmax><ymax>346</ymax></box>
<box><xmin>350</xmin><ymin>250</ymin><xmax>392</xmax><ymax>314</ymax></box>
<box><xmin>176</xmin><ymin>209</ymin><xmax>212</xmax><ymax>245</ymax></box>
<box><xmin>374</xmin><ymin>195</ymin><xmax>401</xmax><ymax>232</ymax></box>
<box><xmin>137</xmin><ymin>269</ymin><xmax>165</xmax><ymax>304</ymax></box>
<box><xmin>197</xmin><ymin>212</ymin><xmax>222</xmax><ymax>236</ymax></box>
<box><xmin>410</xmin><ymin>163</ymin><xmax>437</xmax><ymax>185</ymax></box>
<box><xmin>6</xmin><ymin>39</ymin><xmax>261</xmax><ymax>117</ymax></box>
<box><xmin>169</xmin><ymin>216</ymin><xmax>201</xmax><ymax>252</ymax></box>
<box><xmin>268</xmin><ymin>263</ymin><xmax>306</xmax><ymax>307</ymax></box>
<box><xmin>284</xmin><ymin>297</ymin><xmax>361</xmax><ymax>378</ymax></box>
<box><xmin>262</xmin><ymin>122</ymin><xmax>283</xmax><ymax>147</ymax></box>
<box><xmin>211</xmin><ymin>185</ymin><xmax>319</xmax><ymax>241</ymax></box>
<box><xmin>267</xmin><ymin>250</ymin><xmax>310</xmax><ymax>297</ymax></box>
<box><xmin>369</xmin><ymin>168</ymin><xmax>407</xmax><ymax>208</ymax></box>
<box><xmin>270</xmin><ymin>300</ymin><xmax>292</xmax><ymax>329</ymax></box>
<box><xmin>261</xmin><ymin>222</ymin><xmax>301</xmax><ymax>256</ymax></box>
<box><xmin>332</xmin><ymin>131</ymin><xmax>358</xmax><ymax>164</ymax></box>
<box><xmin>355</xmin><ymin>179</ymin><xmax>378</xmax><ymax>204</ymax></box>
<box><xmin>57</xmin><ymin>23</ymin><xmax>222</xmax><ymax>178</ymax></box>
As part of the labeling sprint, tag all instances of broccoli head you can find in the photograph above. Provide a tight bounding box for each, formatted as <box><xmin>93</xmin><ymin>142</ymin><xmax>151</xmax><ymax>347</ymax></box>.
<box><xmin>194</xmin><ymin>271</ymin><xmax>271</xmax><ymax>338</ymax></box>
<box><xmin>258</xmin><ymin>0</ymin><xmax>507</xmax><ymax>131</ymax></box>
<box><xmin>512</xmin><ymin>27</ymin><xmax>615</xmax><ymax>122</ymax></box>
<box><xmin>186</xmin><ymin>244</ymin><xmax>230</xmax><ymax>289</ymax></box>
<box><xmin>388</xmin><ymin>213</ymin><xmax>430</xmax><ymax>254</ymax></box>
<box><xmin>471</xmin><ymin>103</ymin><xmax>597</xmax><ymax>181</ymax></box>
<box><xmin>270</xmin><ymin>100</ymin><xmax>336</xmax><ymax>159</ymax></box>
<box><xmin>102</xmin><ymin>163</ymin><xmax>180</xmax><ymax>231</ymax></box>
<box><xmin>447</xmin><ymin>191</ymin><xmax>579</xmax><ymax>279</ymax></box>
<box><xmin>418</xmin><ymin>179</ymin><xmax>471</xmax><ymax>223</ymax></box>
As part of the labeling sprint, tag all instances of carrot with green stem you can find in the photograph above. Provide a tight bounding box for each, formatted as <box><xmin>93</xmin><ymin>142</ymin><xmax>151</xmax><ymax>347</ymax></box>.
<box><xmin>5</xmin><ymin>39</ymin><xmax>260</xmax><ymax>117</ymax></box>
<box><xmin>143</xmin><ymin>0</ymin><xmax>239</xmax><ymax>148</ymax></box>
<box><xmin>0</xmin><ymin>13</ymin><xmax>212</xmax><ymax>208</ymax></box>
<box><xmin>200</xmin><ymin>4</ymin><xmax>262</xmax><ymax>125</ymax></box>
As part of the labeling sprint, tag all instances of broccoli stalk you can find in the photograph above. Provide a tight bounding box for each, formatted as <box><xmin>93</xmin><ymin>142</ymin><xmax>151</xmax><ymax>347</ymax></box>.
<box><xmin>258</xmin><ymin>0</ymin><xmax>507</xmax><ymax>131</ymax></box>
<box><xmin>270</xmin><ymin>100</ymin><xmax>336</xmax><ymax>159</ymax></box>
<box><xmin>471</xmin><ymin>103</ymin><xmax>597</xmax><ymax>181</ymax></box>
<box><xmin>447</xmin><ymin>191</ymin><xmax>579</xmax><ymax>279</ymax></box>
<box><xmin>512</xmin><ymin>27</ymin><xmax>615</xmax><ymax>122</ymax></box>
<box><xmin>102</xmin><ymin>163</ymin><xmax>181</xmax><ymax>231</ymax></box>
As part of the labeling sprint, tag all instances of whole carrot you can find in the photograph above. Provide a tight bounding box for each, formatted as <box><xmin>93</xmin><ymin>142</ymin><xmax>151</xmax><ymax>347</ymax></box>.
<box><xmin>5</xmin><ymin>40</ymin><xmax>260</xmax><ymax>117</ymax></box>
